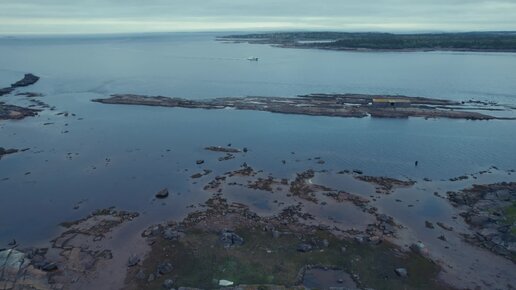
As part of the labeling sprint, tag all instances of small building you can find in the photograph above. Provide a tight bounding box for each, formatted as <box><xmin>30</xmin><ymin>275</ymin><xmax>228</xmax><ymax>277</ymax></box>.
<box><xmin>372</xmin><ymin>98</ymin><xmax>411</xmax><ymax>107</ymax></box>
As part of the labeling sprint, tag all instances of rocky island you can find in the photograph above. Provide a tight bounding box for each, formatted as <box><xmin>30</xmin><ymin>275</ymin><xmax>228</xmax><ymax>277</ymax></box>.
<box><xmin>0</xmin><ymin>102</ymin><xmax>39</xmax><ymax>120</ymax></box>
<box><xmin>0</xmin><ymin>73</ymin><xmax>40</xmax><ymax>96</ymax></box>
<box><xmin>92</xmin><ymin>93</ymin><xmax>508</xmax><ymax>120</ymax></box>
<box><xmin>0</xmin><ymin>73</ymin><xmax>42</xmax><ymax>120</ymax></box>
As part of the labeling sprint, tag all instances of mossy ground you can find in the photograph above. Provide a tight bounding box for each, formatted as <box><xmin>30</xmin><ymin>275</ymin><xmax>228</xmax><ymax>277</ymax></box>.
<box><xmin>505</xmin><ymin>202</ymin><xmax>516</xmax><ymax>235</ymax></box>
<box><xmin>135</xmin><ymin>227</ymin><xmax>450</xmax><ymax>290</ymax></box>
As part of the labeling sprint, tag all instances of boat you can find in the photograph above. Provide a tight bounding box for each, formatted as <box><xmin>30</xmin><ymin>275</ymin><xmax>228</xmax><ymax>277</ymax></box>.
<box><xmin>247</xmin><ymin>57</ymin><xmax>259</xmax><ymax>61</ymax></box>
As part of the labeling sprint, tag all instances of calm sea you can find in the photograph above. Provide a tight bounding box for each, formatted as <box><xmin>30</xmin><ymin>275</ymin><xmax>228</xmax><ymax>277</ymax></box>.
<box><xmin>1</xmin><ymin>32</ymin><xmax>515</xmax><ymax>243</ymax></box>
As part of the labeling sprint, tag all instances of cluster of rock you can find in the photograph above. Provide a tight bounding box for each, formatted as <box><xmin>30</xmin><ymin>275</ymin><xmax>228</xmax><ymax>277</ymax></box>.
<box><xmin>289</xmin><ymin>170</ymin><xmax>332</xmax><ymax>202</ymax></box>
<box><xmin>0</xmin><ymin>147</ymin><xmax>19</xmax><ymax>159</ymax></box>
<box><xmin>0</xmin><ymin>73</ymin><xmax>43</xmax><ymax>121</ymax></box>
<box><xmin>0</xmin><ymin>73</ymin><xmax>40</xmax><ymax>96</ymax></box>
<box><xmin>448</xmin><ymin>182</ymin><xmax>516</xmax><ymax>261</ymax></box>
<box><xmin>355</xmin><ymin>175</ymin><xmax>415</xmax><ymax>194</ymax></box>
<box><xmin>1</xmin><ymin>208</ymin><xmax>139</xmax><ymax>290</ymax></box>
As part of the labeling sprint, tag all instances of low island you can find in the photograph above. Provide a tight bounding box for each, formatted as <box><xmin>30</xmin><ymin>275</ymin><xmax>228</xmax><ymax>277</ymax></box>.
<box><xmin>92</xmin><ymin>93</ymin><xmax>509</xmax><ymax>120</ymax></box>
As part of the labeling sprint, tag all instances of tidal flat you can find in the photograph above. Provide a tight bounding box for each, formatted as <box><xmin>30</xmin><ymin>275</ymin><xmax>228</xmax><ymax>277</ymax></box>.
<box><xmin>1</xmin><ymin>33</ymin><xmax>516</xmax><ymax>290</ymax></box>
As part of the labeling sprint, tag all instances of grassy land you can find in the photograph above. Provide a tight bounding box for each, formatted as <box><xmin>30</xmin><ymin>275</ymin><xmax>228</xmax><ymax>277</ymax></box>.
<box><xmin>505</xmin><ymin>202</ymin><xmax>516</xmax><ymax>235</ymax></box>
<box><xmin>138</xmin><ymin>227</ymin><xmax>449</xmax><ymax>290</ymax></box>
<box><xmin>221</xmin><ymin>31</ymin><xmax>516</xmax><ymax>51</ymax></box>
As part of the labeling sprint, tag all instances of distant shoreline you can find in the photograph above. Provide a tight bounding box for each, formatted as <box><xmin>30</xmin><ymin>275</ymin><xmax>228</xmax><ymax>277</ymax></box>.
<box><xmin>218</xmin><ymin>31</ymin><xmax>516</xmax><ymax>53</ymax></box>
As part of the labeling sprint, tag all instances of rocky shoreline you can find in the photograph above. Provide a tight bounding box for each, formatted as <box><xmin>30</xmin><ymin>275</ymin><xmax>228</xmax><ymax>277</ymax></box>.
<box><xmin>127</xmin><ymin>195</ymin><xmax>445</xmax><ymax>290</ymax></box>
<box><xmin>92</xmin><ymin>93</ymin><xmax>510</xmax><ymax>120</ymax></box>
<box><xmin>447</xmin><ymin>182</ymin><xmax>516</xmax><ymax>261</ymax></box>
<box><xmin>0</xmin><ymin>103</ymin><xmax>40</xmax><ymax>120</ymax></box>
<box><xmin>0</xmin><ymin>73</ymin><xmax>42</xmax><ymax>121</ymax></box>
<box><xmin>0</xmin><ymin>209</ymin><xmax>139</xmax><ymax>290</ymax></box>
<box><xmin>0</xmin><ymin>73</ymin><xmax>40</xmax><ymax>97</ymax></box>
<box><xmin>2</xmin><ymin>162</ymin><xmax>515</xmax><ymax>290</ymax></box>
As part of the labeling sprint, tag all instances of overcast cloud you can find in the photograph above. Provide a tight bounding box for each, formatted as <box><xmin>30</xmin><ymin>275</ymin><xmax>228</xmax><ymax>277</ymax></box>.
<box><xmin>1</xmin><ymin>0</ymin><xmax>515</xmax><ymax>34</ymax></box>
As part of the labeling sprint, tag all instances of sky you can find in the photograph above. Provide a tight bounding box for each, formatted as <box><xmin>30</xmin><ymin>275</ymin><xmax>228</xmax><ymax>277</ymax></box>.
<box><xmin>1</xmin><ymin>0</ymin><xmax>516</xmax><ymax>35</ymax></box>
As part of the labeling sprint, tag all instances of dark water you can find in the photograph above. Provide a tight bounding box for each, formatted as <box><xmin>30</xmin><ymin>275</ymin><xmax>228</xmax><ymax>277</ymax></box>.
<box><xmin>1</xmin><ymin>32</ymin><xmax>516</xmax><ymax>244</ymax></box>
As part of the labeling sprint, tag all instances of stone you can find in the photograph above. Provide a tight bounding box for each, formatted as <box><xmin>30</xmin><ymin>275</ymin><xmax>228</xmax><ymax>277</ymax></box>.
<box><xmin>219</xmin><ymin>280</ymin><xmax>234</xmax><ymax>286</ymax></box>
<box><xmin>467</xmin><ymin>215</ymin><xmax>491</xmax><ymax>227</ymax></box>
<box><xmin>163</xmin><ymin>228</ymin><xmax>180</xmax><ymax>240</ymax></box>
<box><xmin>220</xmin><ymin>230</ymin><xmax>244</xmax><ymax>247</ymax></box>
<box><xmin>155</xmin><ymin>188</ymin><xmax>169</xmax><ymax>199</ymax></box>
<box><xmin>157</xmin><ymin>261</ymin><xmax>174</xmax><ymax>275</ymax></box>
<box><xmin>196</xmin><ymin>160</ymin><xmax>204</xmax><ymax>165</ymax></box>
<box><xmin>297</xmin><ymin>243</ymin><xmax>313</xmax><ymax>252</ymax></box>
<box><xmin>395</xmin><ymin>268</ymin><xmax>408</xmax><ymax>277</ymax></box>
<box><xmin>135</xmin><ymin>269</ymin><xmax>146</xmax><ymax>280</ymax></box>
<box><xmin>381</xmin><ymin>224</ymin><xmax>396</xmax><ymax>235</ymax></box>
<box><xmin>425</xmin><ymin>221</ymin><xmax>434</xmax><ymax>229</ymax></box>
<box><xmin>354</xmin><ymin>236</ymin><xmax>365</xmax><ymax>244</ymax></box>
<box><xmin>127</xmin><ymin>254</ymin><xmax>140</xmax><ymax>267</ymax></box>
<box><xmin>41</xmin><ymin>262</ymin><xmax>58</xmax><ymax>272</ymax></box>
<box><xmin>410</xmin><ymin>242</ymin><xmax>425</xmax><ymax>252</ymax></box>
<box><xmin>436</xmin><ymin>222</ymin><xmax>453</xmax><ymax>231</ymax></box>
<box><xmin>163</xmin><ymin>279</ymin><xmax>174</xmax><ymax>289</ymax></box>
<box><xmin>97</xmin><ymin>249</ymin><xmax>113</xmax><ymax>260</ymax></box>
<box><xmin>0</xmin><ymin>249</ymin><xmax>29</xmax><ymax>281</ymax></box>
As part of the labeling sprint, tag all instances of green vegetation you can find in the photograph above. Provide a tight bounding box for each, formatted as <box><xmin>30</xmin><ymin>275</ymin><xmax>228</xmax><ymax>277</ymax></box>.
<box><xmin>139</xmin><ymin>227</ymin><xmax>449</xmax><ymax>290</ymax></box>
<box><xmin>504</xmin><ymin>202</ymin><xmax>516</xmax><ymax>235</ymax></box>
<box><xmin>221</xmin><ymin>31</ymin><xmax>516</xmax><ymax>51</ymax></box>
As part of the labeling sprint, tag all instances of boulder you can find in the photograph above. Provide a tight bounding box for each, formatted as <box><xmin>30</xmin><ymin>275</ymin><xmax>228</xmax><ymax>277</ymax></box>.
<box><xmin>297</xmin><ymin>243</ymin><xmax>313</xmax><ymax>252</ymax></box>
<box><xmin>395</xmin><ymin>268</ymin><xmax>408</xmax><ymax>277</ymax></box>
<box><xmin>220</xmin><ymin>230</ymin><xmax>244</xmax><ymax>248</ymax></box>
<box><xmin>163</xmin><ymin>228</ymin><xmax>181</xmax><ymax>240</ymax></box>
<box><xmin>163</xmin><ymin>279</ymin><xmax>174</xmax><ymax>289</ymax></box>
<box><xmin>155</xmin><ymin>188</ymin><xmax>169</xmax><ymax>199</ymax></box>
<box><xmin>127</xmin><ymin>254</ymin><xmax>140</xmax><ymax>267</ymax></box>
<box><xmin>157</xmin><ymin>261</ymin><xmax>174</xmax><ymax>275</ymax></box>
